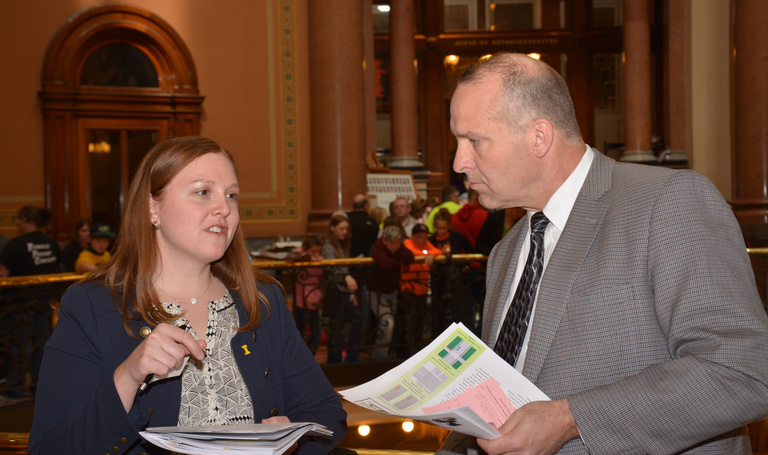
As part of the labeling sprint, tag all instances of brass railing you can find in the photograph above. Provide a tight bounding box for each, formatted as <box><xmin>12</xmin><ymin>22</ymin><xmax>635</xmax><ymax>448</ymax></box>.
<box><xmin>3</xmin><ymin>248</ymin><xmax>768</xmax><ymax>396</ymax></box>
<box><xmin>0</xmin><ymin>254</ymin><xmax>488</xmax><ymax>395</ymax></box>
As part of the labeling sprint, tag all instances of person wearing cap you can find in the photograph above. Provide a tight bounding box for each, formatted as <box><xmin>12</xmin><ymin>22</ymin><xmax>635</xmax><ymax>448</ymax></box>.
<box><xmin>401</xmin><ymin>223</ymin><xmax>443</xmax><ymax>296</ymax></box>
<box><xmin>75</xmin><ymin>222</ymin><xmax>116</xmax><ymax>273</ymax></box>
<box><xmin>396</xmin><ymin>223</ymin><xmax>443</xmax><ymax>356</ymax></box>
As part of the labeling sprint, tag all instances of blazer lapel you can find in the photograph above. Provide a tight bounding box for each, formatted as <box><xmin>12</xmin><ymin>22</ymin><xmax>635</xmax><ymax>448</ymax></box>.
<box><xmin>521</xmin><ymin>150</ymin><xmax>614</xmax><ymax>383</ymax></box>
<box><xmin>483</xmin><ymin>219</ymin><xmax>526</xmax><ymax>347</ymax></box>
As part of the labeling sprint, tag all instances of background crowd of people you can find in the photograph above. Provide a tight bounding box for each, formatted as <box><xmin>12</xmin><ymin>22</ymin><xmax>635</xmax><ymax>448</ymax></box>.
<box><xmin>0</xmin><ymin>183</ymin><xmax>518</xmax><ymax>373</ymax></box>
<box><xmin>285</xmin><ymin>186</ymin><xmax>518</xmax><ymax>364</ymax></box>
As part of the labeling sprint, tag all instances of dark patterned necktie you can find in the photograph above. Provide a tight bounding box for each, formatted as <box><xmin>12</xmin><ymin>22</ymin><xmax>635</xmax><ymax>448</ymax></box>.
<box><xmin>494</xmin><ymin>211</ymin><xmax>551</xmax><ymax>366</ymax></box>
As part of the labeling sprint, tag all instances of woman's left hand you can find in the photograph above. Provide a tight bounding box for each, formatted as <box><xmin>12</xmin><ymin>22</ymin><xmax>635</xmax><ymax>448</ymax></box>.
<box><xmin>262</xmin><ymin>416</ymin><xmax>291</xmax><ymax>424</ymax></box>
<box><xmin>261</xmin><ymin>416</ymin><xmax>297</xmax><ymax>454</ymax></box>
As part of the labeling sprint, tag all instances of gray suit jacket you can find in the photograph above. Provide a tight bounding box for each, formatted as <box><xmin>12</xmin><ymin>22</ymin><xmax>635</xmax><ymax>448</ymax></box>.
<box><xmin>439</xmin><ymin>150</ymin><xmax>768</xmax><ymax>454</ymax></box>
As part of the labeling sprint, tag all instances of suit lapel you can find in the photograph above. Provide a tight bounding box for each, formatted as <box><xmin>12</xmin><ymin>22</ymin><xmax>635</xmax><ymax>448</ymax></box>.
<box><xmin>521</xmin><ymin>150</ymin><xmax>614</xmax><ymax>383</ymax></box>
<box><xmin>483</xmin><ymin>220</ymin><xmax>527</xmax><ymax>347</ymax></box>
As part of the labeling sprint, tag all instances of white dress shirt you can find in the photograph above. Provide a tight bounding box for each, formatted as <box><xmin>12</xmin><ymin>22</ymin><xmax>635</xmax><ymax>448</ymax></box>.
<box><xmin>499</xmin><ymin>145</ymin><xmax>595</xmax><ymax>372</ymax></box>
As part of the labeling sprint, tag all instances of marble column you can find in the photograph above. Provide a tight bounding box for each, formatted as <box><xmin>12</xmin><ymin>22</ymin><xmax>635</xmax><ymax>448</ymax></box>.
<box><xmin>732</xmin><ymin>0</ymin><xmax>768</xmax><ymax>229</ymax></box>
<box><xmin>388</xmin><ymin>0</ymin><xmax>423</xmax><ymax>168</ymax></box>
<box><xmin>620</xmin><ymin>0</ymin><xmax>655</xmax><ymax>162</ymax></box>
<box><xmin>663</xmin><ymin>0</ymin><xmax>689</xmax><ymax>162</ymax></box>
<box><xmin>307</xmin><ymin>1</ymin><xmax>367</xmax><ymax>231</ymax></box>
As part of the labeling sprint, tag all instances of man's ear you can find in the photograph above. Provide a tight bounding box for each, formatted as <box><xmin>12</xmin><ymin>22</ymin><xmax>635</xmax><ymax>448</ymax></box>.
<box><xmin>532</xmin><ymin>119</ymin><xmax>554</xmax><ymax>158</ymax></box>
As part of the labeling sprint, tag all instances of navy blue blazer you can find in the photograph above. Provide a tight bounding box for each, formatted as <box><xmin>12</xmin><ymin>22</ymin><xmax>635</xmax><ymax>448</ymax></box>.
<box><xmin>28</xmin><ymin>281</ymin><xmax>347</xmax><ymax>454</ymax></box>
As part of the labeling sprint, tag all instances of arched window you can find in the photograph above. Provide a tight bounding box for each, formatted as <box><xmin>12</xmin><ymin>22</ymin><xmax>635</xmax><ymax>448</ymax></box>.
<box><xmin>80</xmin><ymin>43</ymin><xmax>160</xmax><ymax>87</ymax></box>
<box><xmin>40</xmin><ymin>5</ymin><xmax>203</xmax><ymax>239</ymax></box>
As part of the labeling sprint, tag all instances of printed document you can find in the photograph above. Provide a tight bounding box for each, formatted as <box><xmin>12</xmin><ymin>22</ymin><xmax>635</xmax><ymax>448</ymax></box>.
<box><xmin>339</xmin><ymin>322</ymin><xmax>549</xmax><ymax>439</ymax></box>
<box><xmin>140</xmin><ymin>422</ymin><xmax>332</xmax><ymax>454</ymax></box>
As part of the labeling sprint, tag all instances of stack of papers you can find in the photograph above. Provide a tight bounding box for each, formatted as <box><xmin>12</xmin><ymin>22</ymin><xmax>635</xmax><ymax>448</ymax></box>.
<box><xmin>139</xmin><ymin>422</ymin><xmax>332</xmax><ymax>455</ymax></box>
<box><xmin>339</xmin><ymin>322</ymin><xmax>549</xmax><ymax>439</ymax></box>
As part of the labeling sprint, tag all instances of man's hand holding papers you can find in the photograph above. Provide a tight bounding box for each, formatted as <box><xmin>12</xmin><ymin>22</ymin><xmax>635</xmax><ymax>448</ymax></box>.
<box><xmin>476</xmin><ymin>399</ymin><xmax>580</xmax><ymax>455</ymax></box>
<box><xmin>339</xmin><ymin>322</ymin><xmax>549</xmax><ymax>439</ymax></box>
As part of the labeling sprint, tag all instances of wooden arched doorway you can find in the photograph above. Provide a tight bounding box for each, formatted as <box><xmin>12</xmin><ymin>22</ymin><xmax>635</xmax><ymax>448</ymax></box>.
<box><xmin>40</xmin><ymin>5</ymin><xmax>204</xmax><ymax>240</ymax></box>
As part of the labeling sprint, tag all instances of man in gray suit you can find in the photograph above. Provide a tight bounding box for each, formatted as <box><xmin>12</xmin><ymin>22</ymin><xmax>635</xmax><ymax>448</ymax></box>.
<box><xmin>439</xmin><ymin>52</ymin><xmax>768</xmax><ymax>454</ymax></box>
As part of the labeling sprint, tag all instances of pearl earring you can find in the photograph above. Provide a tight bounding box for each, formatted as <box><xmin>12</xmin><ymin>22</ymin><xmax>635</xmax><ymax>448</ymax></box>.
<box><xmin>151</xmin><ymin>219</ymin><xmax>160</xmax><ymax>229</ymax></box>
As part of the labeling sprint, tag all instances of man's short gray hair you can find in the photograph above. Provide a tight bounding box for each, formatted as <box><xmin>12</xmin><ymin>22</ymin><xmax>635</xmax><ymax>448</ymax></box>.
<box><xmin>458</xmin><ymin>52</ymin><xmax>583</xmax><ymax>143</ymax></box>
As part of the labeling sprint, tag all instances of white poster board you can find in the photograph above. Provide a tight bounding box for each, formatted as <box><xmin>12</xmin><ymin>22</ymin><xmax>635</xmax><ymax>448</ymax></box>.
<box><xmin>366</xmin><ymin>172</ymin><xmax>417</xmax><ymax>213</ymax></box>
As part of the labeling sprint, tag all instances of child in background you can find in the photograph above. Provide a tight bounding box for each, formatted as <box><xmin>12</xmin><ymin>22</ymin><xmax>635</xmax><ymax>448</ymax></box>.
<box><xmin>293</xmin><ymin>234</ymin><xmax>325</xmax><ymax>353</ymax></box>
<box><xmin>75</xmin><ymin>223</ymin><xmax>115</xmax><ymax>273</ymax></box>
<box><xmin>428</xmin><ymin>209</ymin><xmax>474</xmax><ymax>336</ymax></box>
<box><xmin>429</xmin><ymin>208</ymin><xmax>474</xmax><ymax>256</ymax></box>
<box><xmin>397</xmin><ymin>223</ymin><xmax>443</xmax><ymax>356</ymax></box>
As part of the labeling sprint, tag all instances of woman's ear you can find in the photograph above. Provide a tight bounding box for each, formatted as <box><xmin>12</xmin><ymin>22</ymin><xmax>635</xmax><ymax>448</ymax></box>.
<box><xmin>149</xmin><ymin>195</ymin><xmax>159</xmax><ymax>225</ymax></box>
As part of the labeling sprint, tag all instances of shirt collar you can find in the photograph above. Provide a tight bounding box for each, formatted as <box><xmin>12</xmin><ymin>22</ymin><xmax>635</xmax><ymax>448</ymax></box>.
<box><xmin>539</xmin><ymin>144</ymin><xmax>594</xmax><ymax>232</ymax></box>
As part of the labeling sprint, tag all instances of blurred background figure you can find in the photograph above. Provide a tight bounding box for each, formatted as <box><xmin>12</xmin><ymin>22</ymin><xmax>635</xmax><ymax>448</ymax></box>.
<box><xmin>0</xmin><ymin>206</ymin><xmax>61</xmax><ymax>403</ymax></box>
<box><xmin>322</xmin><ymin>213</ymin><xmax>360</xmax><ymax>364</ymax></box>
<box><xmin>410</xmin><ymin>197</ymin><xmax>429</xmax><ymax>225</ymax></box>
<box><xmin>428</xmin><ymin>209</ymin><xmax>474</xmax><ymax>337</ymax></box>
<box><xmin>425</xmin><ymin>186</ymin><xmax>461</xmax><ymax>235</ymax></box>
<box><xmin>475</xmin><ymin>207</ymin><xmax>526</xmax><ymax>256</ymax></box>
<box><xmin>0</xmin><ymin>206</ymin><xmax>61</xmax><ymax>278</ymax></box>
<box><xmin>347</xmin><ymin>194</ymin><xmax>379</xmax><ymax>345</ymax></box>
<box><xmin>74</xmin><ymin>222</ymin><xmax>116</xmax><ymax>273</ymax></box>
<box><xmin>367</xmin><ymin>225</ymin><xmax>414</xmax><ymax>361</ymax></box>
<box><xmin>430</xmin><ymin>208</ymin><xmax>473</xmax><ymax>256</ymax></box>
<box><xmin>292</xmin><ymin>234</ymin><xmax>325</xmax><ymax>354</ymax></box>
<box><xmin>451</xmin><ymin>189</ymin><xmax>489</xmax><ymax>249</ymax></box>
<box><xmin>397</xmin><ymin>223</ymin><xmax>442</xmax><ymax>357</ymax></box>
<box><xmin>370</xmin><ymin>206</ymin><xmax>388</xmax><ymax>229</ymax></box>
<box><xmin>389</xmin><ymin>197</ymin><xmax>416</xmax><ymax>237</ymax></box>
<box><xmin>347</xmin><ymin>194</ymin><xmax>379</xmax><ymax>259</ymax></box>
<box><xmin>61</xmin><ymin>218</ymin><xmax>91</xmax><ymax>272</ymax></box>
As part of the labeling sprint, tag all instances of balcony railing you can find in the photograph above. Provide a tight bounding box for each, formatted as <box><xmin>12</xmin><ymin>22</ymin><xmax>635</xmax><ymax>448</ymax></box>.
<box><xmin>0</xmin><ymin>254</ymin><xmax>488</xmax><ymax>395</ymax></box>
<box><xmin>3</xmin><ymin>248</ymin><xmax>768</xmax><ymax>397</ymax></box>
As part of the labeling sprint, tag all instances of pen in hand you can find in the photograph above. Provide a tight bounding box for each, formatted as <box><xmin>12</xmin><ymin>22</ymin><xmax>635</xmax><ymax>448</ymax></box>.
<box><xmin>138</xmin><ymin>323</ymin><xmax>189</xmax><ymax>393</ymax></box>
<box><xmin>138</xmin><ymin>374</ymin><xmax>153</xmax><ymax>393</ymax></box>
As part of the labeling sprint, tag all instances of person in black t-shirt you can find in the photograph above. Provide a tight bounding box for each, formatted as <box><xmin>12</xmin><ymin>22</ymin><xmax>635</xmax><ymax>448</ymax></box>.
<box><xmin>0</xmin><ymin>206</ymin><xmax>62</xmax><ymax>401</ymax></box>
<box><xmin>347</xmin><ymin>194</ymin><xmax>379</xmax><ymax>258</ymax></box>
<box><xmin>0</xmin><ymin>206</ymin><xmax>61</xmax><ymax>277</ymax></box>
<box><xmin>347</xmin><ymin>194</ymin><xmax>380</xmax><ymax>339</ymax></box>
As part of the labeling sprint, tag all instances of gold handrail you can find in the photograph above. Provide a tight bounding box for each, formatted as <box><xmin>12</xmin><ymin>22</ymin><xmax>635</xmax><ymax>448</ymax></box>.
<box><xmin>0</xmin><ymin>254</ymin><xmax>490</xmax><ymax>287</ymax></box>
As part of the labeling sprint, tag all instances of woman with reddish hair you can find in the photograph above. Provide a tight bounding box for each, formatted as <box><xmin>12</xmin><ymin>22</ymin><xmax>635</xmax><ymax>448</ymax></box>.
<box><xmin>29</xmin><ymin>137</ymin><xmax>346</xmax><ymax>455</ymax></box>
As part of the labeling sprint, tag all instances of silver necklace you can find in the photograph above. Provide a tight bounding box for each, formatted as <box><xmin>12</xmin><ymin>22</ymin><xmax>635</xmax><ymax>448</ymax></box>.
<box><xmin>156</xmin><ymin>275</ymin><xmax>213</xmax><ymax>305</ymax></box>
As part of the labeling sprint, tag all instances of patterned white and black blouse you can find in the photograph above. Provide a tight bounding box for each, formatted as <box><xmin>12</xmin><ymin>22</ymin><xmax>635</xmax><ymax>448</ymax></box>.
<box><xmin>161</xmin><ymin>291</ymin><xmax>255</xmax><ymax>426</ymax></box>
